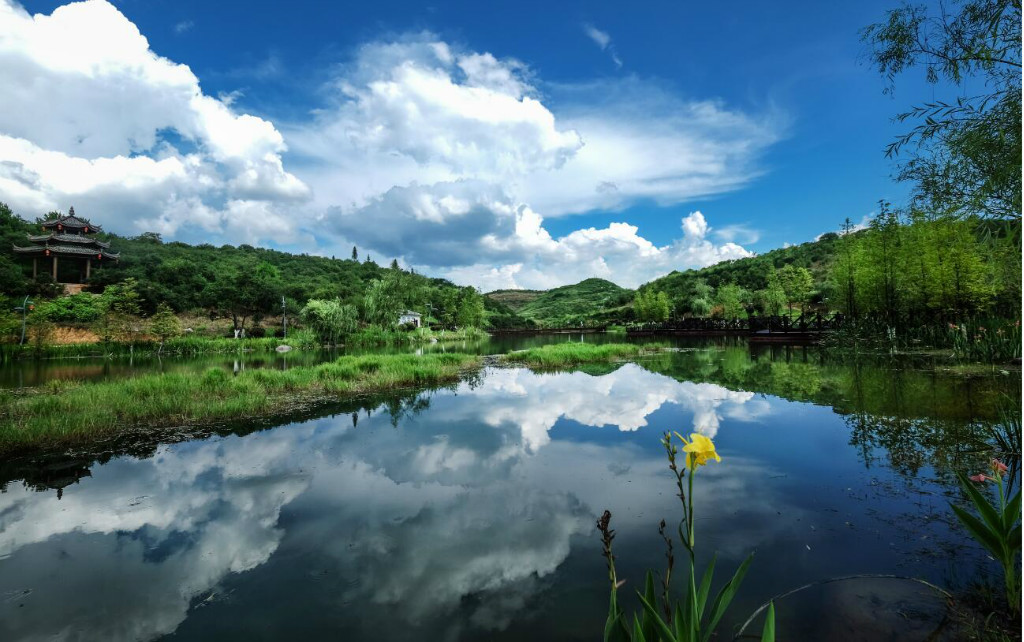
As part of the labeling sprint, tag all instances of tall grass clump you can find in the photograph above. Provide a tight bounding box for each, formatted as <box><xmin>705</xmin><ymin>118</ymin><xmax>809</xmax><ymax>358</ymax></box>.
<box><xmin>598</xmin><ymin>432</ymin><xmax>775</xmax><ymax>641</ymax></box>
<box><xmin>349</xmin><ymin>325</ymin><xmax>489</xmax><ymax>347</ymax></box>
<box><xmin>0</xmin><ymin>352</ymin><xmax>479</xmax><ymax>455</ymax></box>
<box><xmin>949</xmin><ymin>320</ymin><xmax>1022</xmax><ymax>364</ymax></box>
<box><xmin>503</xmin><ymin>342</ymin><xmax>665</xmax><ymax>367</ymax></box>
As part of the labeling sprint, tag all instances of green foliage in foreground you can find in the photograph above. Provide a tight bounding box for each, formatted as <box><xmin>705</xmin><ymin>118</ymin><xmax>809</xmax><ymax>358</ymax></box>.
<box><xmin>950</xmin><ymin>462</ymin><xmax>1021</xmax><ymax>616</ymax></box>
<box><xmin>502</xmin><ymin>342</ymin><xmax>663</xmax><ymax>367</ymax></box>
<box><xmin>0</xmin><ymin>352</ymin><xmax>479</xmax><ymax>455</ymax></box>
<box><xmin>599</xmin><ymin>432</ymin><xmax>774</xmax><ymax>642</ymax></box>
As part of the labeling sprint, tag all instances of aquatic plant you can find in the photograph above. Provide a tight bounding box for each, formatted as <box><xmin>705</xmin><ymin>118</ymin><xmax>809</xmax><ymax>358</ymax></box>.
<box><xmin>949</xmin><ymin>320</ymin><xmax>1022</xmax><ymax>364</ymax></box>
<box><xmin>503</xmin><ymin>342</ymin><xmax>663</xmax><ymax>368</ymax></box>
<box><xmin>598</xmin><ymin>431</ymin><xmax>775</xmax><ymax>641</ymax></box>
<box><xmin>951</xmin><ymin>459</ymin><xmax>1022</xmax><ymax>615</ymax></box>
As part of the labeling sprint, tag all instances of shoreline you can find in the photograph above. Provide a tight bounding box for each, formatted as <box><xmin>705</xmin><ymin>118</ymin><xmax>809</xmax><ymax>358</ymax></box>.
<box><xmin>0</xmin><ymin>343</ymin><xmax>659</xmax><ymax>457</ymax></box>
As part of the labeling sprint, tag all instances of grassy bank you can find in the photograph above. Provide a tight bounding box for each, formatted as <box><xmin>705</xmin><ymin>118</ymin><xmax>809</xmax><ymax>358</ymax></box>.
<box><xmin>501</xmin><ymin>342</ymin><xmax>666</xmax><ymax>367</ymax></box>
<box><xmin>347</xmin><ymin>325</ymin><xmax>488</xmax><ymax>346</ymax></box>
<box><xmin>0</xmin><ymin>329</ymin><xmax>320</xmax><ymax>361</ymax></box>
<box><xmin>0</xmin><ymin>352</ymin><xmax>478</xmax><ymax>455</ymax></box>
<box><xmin>0</xmin><ymin>341</ymin><xmax>669</xmax><ymax>455</ymax></box>
<box><xmin>0</xmin><ymin>325</ymin><xmax>490</xmax><ymax>362</ymax></box>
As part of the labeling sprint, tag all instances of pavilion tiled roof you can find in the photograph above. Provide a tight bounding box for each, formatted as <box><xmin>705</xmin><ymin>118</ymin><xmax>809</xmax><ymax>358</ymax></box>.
<box><xmin>26</xmin><ymin>233</ymin><xmax>111</xmax><ymax>249</ymax></box>
<box><xmin>40</xmin><ymin>207</ymin><xmax>102</xmax><ymax>232</ymax></box>
<box><xmin>12</xmin><ymin>243</ymin><xmax>119</xmax><ymax>260</ymax></box>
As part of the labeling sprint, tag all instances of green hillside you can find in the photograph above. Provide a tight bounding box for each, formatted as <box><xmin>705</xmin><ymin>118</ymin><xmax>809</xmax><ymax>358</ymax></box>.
<box><xmin>488</xmin><ymin>278</ymin><xmax>633</xmax><ymax>326</ymax></box>
<box><xmin>0</xmin><ymin>204</ymin><xmax>500</xmax><ymax>331</ymax></box>
<box><xmin>485</xmin><ymin>289</ymin><xmax>543</xmax><ymax>312</ymax></box>
<box><xmin>640</xmin><ymin>234</ymin><xmax>842</xmax><ymax>301</ymax></box>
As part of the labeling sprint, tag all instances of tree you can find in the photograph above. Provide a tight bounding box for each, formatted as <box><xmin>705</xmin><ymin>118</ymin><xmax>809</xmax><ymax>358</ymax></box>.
<box><xmin>101</xmin><ymin>278</ymin><xmax>145</xmax><ymax>355</ymax></box>
<box><xmin>301</xmin><ymin>299</ymin><xmax>359</xmax><ymax>345</ymax></box>
<box><xmin>149</xmin><ymin>302</ymin><xmax>182</xmax><ymax>354</ymax></box>
<box><xmin>203</xmin><ymin>262</ymin><xmax>282</xmax><ymax>332</ymax></box>
<box><xmin>715</xmin><ymin>284</ymin><xmax>748</xmax><ymax>319</ymax></box>
<box><xmin>456</xmin><ymin>288</ymin><xmax>485</xmax><ymax>328</ymax></box>
<box><xmin>351</xmin><ymin>246</ymin><xmax>358</xmax><ymax>261</ymax></box>
<box><xmin>688</xmin><ymin>279</ymin><xmax>714</xmax><ymax>317</ymax></box>
<box><xmin>364</xmin><ymin>273</ymin><xmax>405</xmax><ymax>327</ymax></box>
<box><xmin>862</xmin><ymin>0</ymin><xmax>1022</xmax><ymax>221</ymax></box>
<box><xmin>435</xmin><ymin>287</ymin><xmax>460</xmax><ymax>328</ymax></box>
<box><xmin>633</xmin><ymin>289</ymin><xmax>670</xmax><ymax>322</ymax></box>
<box><xmin>390</xmin><ymin>259</ymin><xmax>400</xmax><ymax>270</ymax></box>
<box><xmin>777</xmin><ymin>265</ymin><xmax>814</xmax><ymax>314</ymax></box>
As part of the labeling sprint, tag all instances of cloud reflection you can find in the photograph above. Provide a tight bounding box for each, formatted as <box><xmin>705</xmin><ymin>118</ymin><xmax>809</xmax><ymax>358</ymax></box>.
<box><xmin>0</xmin><ymin>364</ymin><xmax>780</xmax><ymax>640</ymax></box>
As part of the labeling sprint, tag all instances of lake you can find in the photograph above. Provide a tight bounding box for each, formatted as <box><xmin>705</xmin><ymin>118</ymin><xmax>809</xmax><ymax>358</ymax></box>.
<box><xmin>0</xmin><ymin>336</ymin><xmax>1018</xmax><ymax>640</ymax></box>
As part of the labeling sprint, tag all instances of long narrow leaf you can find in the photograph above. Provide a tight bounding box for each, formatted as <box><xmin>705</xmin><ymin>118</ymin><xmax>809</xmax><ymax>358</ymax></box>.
<box><xmin>673</xmin><ymin>601</ymin><xmax>688</xmax><ymax>642</ymax></box>
<box><xmin>760</xmin><ymin>602</ymin><xmax>776</xmax><ymax>642</ymax></box>
<box><xmin>701</xmin><ymin>553</ymin><xmax>754</xmax><ymax>642</ymax></box>
<box><xmin>951</xmin><ymin>503</ymin><xmax>1005</xmax><ymax>563</ymax></box>
<box><xmin>958</xmin><ymin>473</ymin><xmax>1004</xmax><ymax>535</ymax></box>
<box><xmin>1003</xmin><ymin>489</ymin><xmax>1022</xmax><ymax>537</ymax></box>
<box><xmin>637</xmin><ymin>591</ymin><xmax>679</xmax><ymax>642</ymax></box>
<box><xmin>604</xmin><ymin>586</ymin><xmax>629</xmax><ymax>642</ymax></box>
<box><xmin>696</xmin><ymin>555</ymin><xmax>717</xmax><ymax>621</ymax></box>
<box><xmin>641</xmin><ymin>571</ymin><xmax>659</xmax><ymax>642</ymax></box>
<box><xmin>633</xmin><ymin>613</ymin><xmax>648</xmax><ymax>642</ymax></box>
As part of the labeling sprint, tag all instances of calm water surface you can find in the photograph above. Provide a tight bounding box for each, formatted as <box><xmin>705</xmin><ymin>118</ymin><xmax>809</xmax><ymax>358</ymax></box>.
<box><xmin>0</xmin><ymin>338</ymin><xmax>1018</xmax><ymax>640</ymax></box>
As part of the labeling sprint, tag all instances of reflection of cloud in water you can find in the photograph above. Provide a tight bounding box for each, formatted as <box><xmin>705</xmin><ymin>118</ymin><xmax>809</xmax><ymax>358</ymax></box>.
<box><xmin>0</xmin><ymin>427</ymin><xmax>314</xmax><ymax>641</ymax></box>
<box><xmin>0</xmin><ymin>364</ymin><xmax>784</xmax><ymax>640</ymax></box>
<box><xmin>435</xmin><ymin>364</ymin><xmax>769</xmax><ymax>456</ymax></box>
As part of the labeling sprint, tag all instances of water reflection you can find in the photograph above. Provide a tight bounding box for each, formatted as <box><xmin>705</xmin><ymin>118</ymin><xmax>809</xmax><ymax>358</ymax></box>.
<box><xmin>0</xmin><ymin>349</ymin><xmax>1018</xmax><ymax>641</ymax></box>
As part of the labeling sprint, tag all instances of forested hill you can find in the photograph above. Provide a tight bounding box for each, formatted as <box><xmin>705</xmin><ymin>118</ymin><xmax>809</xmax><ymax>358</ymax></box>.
<box><xmin>639</xmin><ymin>233</ymin><xmax>842</xmax><ymax>299</ymax></box>
<box><xmin>486</xmin><ymin>278</ymin><xmax>634</xmax><ymax>326</ymax></box>
<box><xmin>0</xmin><ymin>203</ymin><xmax>508</xmax><ymax>329</ymax></box>
<box><xmin>483</xmin><ymin>235</ymin><xmax>844</xmax><ymax>325</ymax></box>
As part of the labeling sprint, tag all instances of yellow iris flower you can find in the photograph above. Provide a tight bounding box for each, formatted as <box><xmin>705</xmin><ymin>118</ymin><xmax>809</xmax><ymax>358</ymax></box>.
<box><xmin>674</xmin><ymin>431</ymin><xmax>721</xmax><ymax>470</ymax></box>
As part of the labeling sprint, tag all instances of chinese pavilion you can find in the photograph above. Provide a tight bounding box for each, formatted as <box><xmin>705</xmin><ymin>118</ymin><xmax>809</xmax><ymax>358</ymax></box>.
<box><xmin>13</xmin><ymin>207</ymin><xmax>119</xmax><ymax>283</ymax></box>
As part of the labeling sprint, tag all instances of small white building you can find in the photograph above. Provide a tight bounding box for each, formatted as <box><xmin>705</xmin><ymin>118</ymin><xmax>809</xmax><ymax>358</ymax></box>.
<box><xmin>398</xmin><ymin>310</ymin><xmax>422</xmax><ymax>328</ymax></box>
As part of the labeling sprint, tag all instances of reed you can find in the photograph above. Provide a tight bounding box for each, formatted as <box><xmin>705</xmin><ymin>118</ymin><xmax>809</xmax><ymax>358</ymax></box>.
<box><xmin>502</xmin><ymin>342</ymin><xmax>665</xmax><ymax>367</ymax></box>
<box><xmin>0</xmin><ymin>352</ymin><xmax>479</xmax><ymax>455</ymax></box>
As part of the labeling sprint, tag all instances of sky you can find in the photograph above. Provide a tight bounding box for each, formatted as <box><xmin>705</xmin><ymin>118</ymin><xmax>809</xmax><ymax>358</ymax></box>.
<box><xmin>0</xmin><ymin>0</ymin><xmax>952</xmax><ymax>290</ymax></box>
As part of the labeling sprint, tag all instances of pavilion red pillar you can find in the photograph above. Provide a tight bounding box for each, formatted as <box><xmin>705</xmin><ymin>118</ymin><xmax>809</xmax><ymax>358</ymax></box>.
<box><xmin>52</xmin><ymin>255</ymin><xmax>57</xmax><ymax>280</ymax></box>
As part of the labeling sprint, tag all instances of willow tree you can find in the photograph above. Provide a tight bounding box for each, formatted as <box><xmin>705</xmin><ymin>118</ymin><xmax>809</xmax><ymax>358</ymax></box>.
<box><xmin>863</xmin><ymin>0</ymin><xmax>1021</xmax><ymax>222</ymax></box>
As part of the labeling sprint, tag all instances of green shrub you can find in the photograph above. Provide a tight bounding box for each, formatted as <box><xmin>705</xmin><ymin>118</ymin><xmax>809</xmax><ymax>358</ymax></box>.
<box><xmin>36</xmin><ymin>294</ymin><xmax>105</xmax><ymax>324</ymax></box>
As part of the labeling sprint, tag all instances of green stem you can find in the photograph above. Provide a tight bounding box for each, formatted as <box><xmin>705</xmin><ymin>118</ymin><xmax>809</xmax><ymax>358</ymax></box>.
<box><xmin>688</xmin><ymin>469</ymin><xmax>695</xmax><ymax>554</ymax></box>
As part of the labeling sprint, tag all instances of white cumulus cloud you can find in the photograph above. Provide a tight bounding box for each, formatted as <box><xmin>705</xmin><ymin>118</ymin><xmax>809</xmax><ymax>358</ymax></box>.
<box><xmin>0</xmin><ymin>5</ymin><xmax>781</xmax><ymax>288</ymax></box>
<box><xmin>0</xmin><ymin>0</ymin><xmax>309</xmax><ymax>243</ymax></box>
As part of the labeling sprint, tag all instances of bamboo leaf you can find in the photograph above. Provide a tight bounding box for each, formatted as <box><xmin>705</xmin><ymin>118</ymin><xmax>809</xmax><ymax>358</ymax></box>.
<box><xmin>761</xmin><ymin>602</ymin><xmax>776</xmax><ymax>642</ymax></box>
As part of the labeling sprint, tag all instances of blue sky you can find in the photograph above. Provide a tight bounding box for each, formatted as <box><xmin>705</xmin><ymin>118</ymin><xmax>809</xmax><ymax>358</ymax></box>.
<box><xmin>2</xmin><ymin>0</ymin><xmax>951</xmax><ymax>288</ymax></box>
